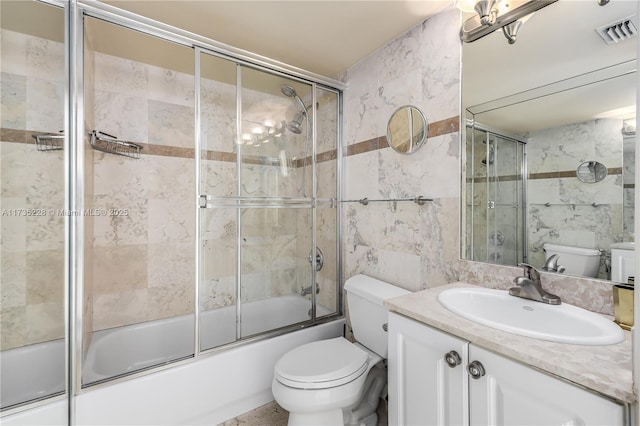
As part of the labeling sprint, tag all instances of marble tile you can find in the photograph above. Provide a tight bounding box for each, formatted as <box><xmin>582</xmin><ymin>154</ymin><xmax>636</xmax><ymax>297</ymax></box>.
<box><xmin>147</xmin><ymin>197</ymin><xmax>195</xmax><ymax>244</ymax></box>
<box><xmin>200</xmin><ymin>275</ymin><xmax>236</xmax><ymax>310</ymax></box>
<box><xmin>93</xmin><ymin>205</ymin><xmax>148</xmax><ymax>246</ymax></box>
<box><xmin>92</xmin><ymin>288</ymin><xmax>149</xmax><ymax>331</ymax></box>
<box><xmin>0</xmin><ymin>141</ymin><xmax>30</xmax><ymax>197</ymax></box>
<box><xmin>26</xmin><ymin>77</ymin><xmax>64</xmax><ymax>132</ymax></box>
<box><xmin>25</xmin><ymin>36</ymin><xmax>64</xmax><ymax>83</ymax></box>
<box><xmin>146</xmin><ymin>280</ymin><xmax>194</xmax><ymax>321</ymax></box>
<box><xmin>0</xmin><ymin>250</ymin><xmax>26</xmax><ymax>309</ymax></box>
<box><xmin>25</xmin><ymin>249</ymin><xmax>64</xmax><ymax>305</ymax></box>
<box><xmin>25</xmin><ymin>301</ymin><xmax>64</xmax><ymax>343</ymax></box>
<box><xmin>1</xmin><ymin>72</ymin><xmax>27</xmax><ymax>129</ymax></box>
<box><xmin>92</xmin><ymin>244</ymin><xmax>148</xmax><ymax>295</ymax></box>
<box><xmin>418</xmin><ymin>9</ymin><xmax>462</xmax><ymax>121</ymax></box>
<box><xmin>144</xmin><ymin>155</ymin><xmax>195</xmax><ymax>200</ymax></box>
<box><xmin>94</xmin><ymin>89</ymin><xmax>148</xmax><ymax>143</ymax></box>
<box><xmin>1</xmin><ymin>30</ymin><xmax>28</xmax><ymax>76</ymax></box>
<box><xmin>1</xmin><ymin>197</ymin><xmax>27</xmax><ymax>252</ymax></box>
<box><xmin>148</xmin><ymin>241</ymin><xmax>195</xmax><ymax>288</ymax></box>
<box><xmin>0</xmin><ymin>306</ymin><xmax>27</xmax><ymax>350</ymax></box>
<box><xmin>344</xmin><ymin>150</ymin><xmax>380</xmax><ymax>200</ymax></box>
<box><xmin>147</xmin><ymin>65</ymin><xmax>194</xmax><ymax>108</ymax></box>
<box><xmin>148</xmin><ymin>99</ymin><xmax>195</xmax><ymax>148</ymax></box>
<box><xmin>94</xmin><ymin>52</ymin><xmax>148</xmax><ymax>97</ymax></box>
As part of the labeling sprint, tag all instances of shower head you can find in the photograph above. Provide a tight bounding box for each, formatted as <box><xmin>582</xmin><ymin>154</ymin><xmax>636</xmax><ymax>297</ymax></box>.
<box><xmin>281</xmin><ymin>84</ymin><xmax>308</xmax><ymax>116</ymax></box>
<box><xmin>281</xmin><ymin>84</ymin><xmax>298</xmax><ymax>98</ymax></box>
<box><xmin>286</xmin><ymin>111</ymin><xmax>304</xmax><ymax>134</ymax></box>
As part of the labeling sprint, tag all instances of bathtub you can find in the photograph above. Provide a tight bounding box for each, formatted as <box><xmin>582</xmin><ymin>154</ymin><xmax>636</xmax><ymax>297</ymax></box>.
<box><xmin>0</xmin><ymin>339</ymin><xmax>65</xmax><ymax>410</ymax></box>
<box><xmin>2</xmin><ymin>294</ymin><xmax>341</xmax><ymax>425</ymax></box>
<box><xmin>83</xmin><ymin>294</ymin><xmax>331</xmax><ymax>383</ymax></box>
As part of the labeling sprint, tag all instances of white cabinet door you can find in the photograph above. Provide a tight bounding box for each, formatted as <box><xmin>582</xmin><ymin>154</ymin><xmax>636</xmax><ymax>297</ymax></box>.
<box><xmin>468</xmin><ymin>345</ymin><xmax>625</xmax><ymax>425</ymax></box>
<box><xmin>388</xmin><ymin>312</ymin><xmax>469</xmax><ymax>426</ymax></box>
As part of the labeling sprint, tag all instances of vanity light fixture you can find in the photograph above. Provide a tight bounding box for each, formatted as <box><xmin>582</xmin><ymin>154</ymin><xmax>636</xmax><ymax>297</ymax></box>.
<box><xmin>458</xmin><ymin>0</ymin><xmax>557</xmax><ymax>43</ymax></box>
<box><xmin>501</xmin><ymin>13</ymin><xmax>533</xmax><ymax>44</ymax></box>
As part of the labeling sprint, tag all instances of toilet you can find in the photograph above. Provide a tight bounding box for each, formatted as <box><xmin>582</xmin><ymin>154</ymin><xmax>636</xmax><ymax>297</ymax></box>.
<box><xmin>272</xmin><ymin>274</ymin><xmax>410</xmax><ymax>426</ymax></box>
<box><xmin>543</xmin><ymin>243</ymin><xmax>601</xmax><ymax>277</ymax></box>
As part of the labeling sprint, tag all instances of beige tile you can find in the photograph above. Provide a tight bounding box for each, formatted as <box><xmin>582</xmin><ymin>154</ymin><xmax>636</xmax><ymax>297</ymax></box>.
<box><xmin>26</xmin><ymin>248</ymin><xmax>64</xmax><ymax>304</ymax></box>
<box><xmin>218</xmin><ymin>402</ymin><xmax>289</xmax><ymax>426</ymax></box>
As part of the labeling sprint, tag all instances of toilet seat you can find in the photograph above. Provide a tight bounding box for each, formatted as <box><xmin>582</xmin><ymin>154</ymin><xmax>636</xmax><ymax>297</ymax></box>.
<box><xmin>274</xmin><ymin>337</ymin><xmax>369</xmax><ymax>389</ymax></box>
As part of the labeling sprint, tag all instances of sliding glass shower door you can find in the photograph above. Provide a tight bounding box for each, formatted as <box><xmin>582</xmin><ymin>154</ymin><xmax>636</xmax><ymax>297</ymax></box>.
<box><xmin>465</xmin><ymin>123</ymin><xmax>526</xmax><ymax>266</ymax></box>
<box><xmin>198</xmin><ymin>50</ymin><xmax>335</xmax><ymax>351</ymax></box>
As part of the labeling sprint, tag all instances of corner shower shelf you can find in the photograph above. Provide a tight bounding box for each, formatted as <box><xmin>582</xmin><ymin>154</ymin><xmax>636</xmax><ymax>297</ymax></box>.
<box><xmin>33</xmin><ymin>133</ymin><xmax>64</xmax><ymax>151</ymax></box>
<box><xmin>90</xmin><ymin>130</ymin><xmax>142</xmax><ymax>159</ymax></box>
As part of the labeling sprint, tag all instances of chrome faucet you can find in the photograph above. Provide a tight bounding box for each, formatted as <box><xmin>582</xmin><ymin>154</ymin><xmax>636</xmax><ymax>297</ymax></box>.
<box><xmin>301</xmin><ymin>283</ymin><xmax>320</xmax><ymax>297</ymax></box>
<box><xmin>509</xmin><ymin>263</ymin><xmax>561</xmax><ymax>305</ymax></box>
<box><xmin>541</xmin><ymin>254</ymin><xmax>566</xmax><ymax>273</ymax></box>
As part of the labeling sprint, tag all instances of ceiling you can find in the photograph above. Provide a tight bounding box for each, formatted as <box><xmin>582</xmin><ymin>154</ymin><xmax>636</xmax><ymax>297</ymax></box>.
<box><xmin>102</xmin><ymin>0</ymin><xmax>452</xmax><ymax>78</ymax></box>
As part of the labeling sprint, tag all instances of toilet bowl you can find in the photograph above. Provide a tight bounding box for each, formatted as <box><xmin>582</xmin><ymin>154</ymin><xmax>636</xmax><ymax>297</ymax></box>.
<box><xmin>272</xmin><ymin>274</ymin><xmax>410</xmax><ymax>426</ymax></box>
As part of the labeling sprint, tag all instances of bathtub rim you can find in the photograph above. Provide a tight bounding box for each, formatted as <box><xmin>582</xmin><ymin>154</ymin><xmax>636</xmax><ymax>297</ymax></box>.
<box><xmin>77</xmin><ymin>313</ymin><xmax>343</xmax><ymax>394</ymax></box>
<box><xmin>1</xmin><ymin>314</ymin><xmax>344</xmax><ymax>419</ymax></box>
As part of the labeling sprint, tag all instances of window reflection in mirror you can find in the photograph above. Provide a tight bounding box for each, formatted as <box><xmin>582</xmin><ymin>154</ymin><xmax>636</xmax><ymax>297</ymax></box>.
<box><xmin>461</xmin><ymin>0</ymin><xmax>636</xmax><ymax>281</ymax></box>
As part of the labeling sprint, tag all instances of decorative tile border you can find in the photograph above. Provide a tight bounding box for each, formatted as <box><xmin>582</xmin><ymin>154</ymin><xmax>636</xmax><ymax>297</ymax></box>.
<box><xmin>346</xmin><ymin>115</ymin><xmax>460</xmax><ymax>157</ymax></box>
<box><xmin>466</xmin><ymin>167</ymin><xmax>624</xmax><ymax>183</ymax></box>
<box><xmin>1</xmin><ymin>127</ymin><xmax>337</xmax><ymax>167</ymax></box>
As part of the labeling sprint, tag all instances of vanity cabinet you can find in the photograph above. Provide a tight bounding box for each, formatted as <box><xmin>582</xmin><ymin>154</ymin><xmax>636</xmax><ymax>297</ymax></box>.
<box><xmin>388</xmin><ymin>312</ymin><xmax>626</xmax><ymax>426</ymax></box>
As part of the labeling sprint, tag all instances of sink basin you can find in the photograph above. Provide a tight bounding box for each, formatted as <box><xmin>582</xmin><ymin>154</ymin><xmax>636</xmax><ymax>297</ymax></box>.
<box><xmin>437</xmin><ymin>287</ymin><xmax>624</xmax><ymax>345</ymax></box>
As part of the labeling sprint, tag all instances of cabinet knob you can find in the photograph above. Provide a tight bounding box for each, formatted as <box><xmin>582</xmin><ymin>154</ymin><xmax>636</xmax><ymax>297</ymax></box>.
<box><xmin>467</xmin><ymin>360</ymin><xmax>486</xmax><ymax>379</ymax></box>
<box><xmin>444</xmin><ymin>350</ymin><xmax>462</xmax><ymax>368</ymax></box>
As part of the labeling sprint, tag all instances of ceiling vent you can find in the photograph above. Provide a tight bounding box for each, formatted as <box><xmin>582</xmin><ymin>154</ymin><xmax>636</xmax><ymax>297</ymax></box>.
<box><xmin>596</xmin><ymin>15</ymin><xmax>638</xmax><ymax>45</ymax></box>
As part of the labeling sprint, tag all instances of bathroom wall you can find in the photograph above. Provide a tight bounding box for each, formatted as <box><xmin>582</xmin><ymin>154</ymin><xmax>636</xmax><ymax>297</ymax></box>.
<box><xmin>0</xmin><ymin>28</ymin><xmax>66</xmax><ymax>350</ymax></box>
<box><xmin>340</xmin><ymin>7</ymin><xmax>461</xmax><ymax>292</ymax></box>
<box><xmin>526</xmin><ymin>118</ymin><xmax>624</xmax><ymax>280</ymax></box>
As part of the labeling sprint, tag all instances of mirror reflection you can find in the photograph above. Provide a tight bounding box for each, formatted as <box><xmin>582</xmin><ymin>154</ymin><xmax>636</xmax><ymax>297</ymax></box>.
<box><xmin>576</xmin><ymin>161</ymin><xmax>608</xmax><ymax>183</ymax></box>
<box><xmin>462</xmin><ymin>0</ymin><xmax>637</xmax><ymax>282</ymax></box>
<box><xmin>386</xmin><ymin>105</ymin><xmax>428</xmax><ymax>154</ymax></box>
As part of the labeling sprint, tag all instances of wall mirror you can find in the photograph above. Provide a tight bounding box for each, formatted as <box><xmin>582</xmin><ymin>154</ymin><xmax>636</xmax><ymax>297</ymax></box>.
<box><xmin>386</xmin><ymin>105</ymin><xmax>428</xmax><ymax>154</ymax></box>
<box><xmin>576</xmin><ymin>161</ymin><xmax>608</xmax><ymax>183</ymax></box>
<box><xmin>461</xmin><ymin>0</ymin><xmax>637</xmax><ymax>282</ymax></box>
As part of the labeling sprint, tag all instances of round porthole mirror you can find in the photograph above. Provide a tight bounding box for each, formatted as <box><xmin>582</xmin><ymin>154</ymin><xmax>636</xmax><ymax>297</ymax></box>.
<box><xmin>576</xmin><ymin>161</ymin><xmax>607</xmax><ymax>183</ymax></box>
<box><xmin>386</xmin><ymin>105</ymin><xmax>428</xmax><ymax>154</ymax></box>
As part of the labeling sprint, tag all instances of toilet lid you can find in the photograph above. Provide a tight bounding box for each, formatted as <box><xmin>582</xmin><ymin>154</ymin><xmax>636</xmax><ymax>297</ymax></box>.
<box><xmin>274</xmin><ymin>337</ymin><xmax>369</xmax><ymax>389</ymax></box>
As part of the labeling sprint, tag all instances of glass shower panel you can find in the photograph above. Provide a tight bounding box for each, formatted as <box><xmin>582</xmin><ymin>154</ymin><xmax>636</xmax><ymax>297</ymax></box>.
<box><xmin>0</xmin><ymin>0</ymin><xmax>66</xmax><ymax>410</ymax></box>
<box><xmin>315</xmin><ymin>87</ymin><xmax>339</xmax><ymax>318</ymax></box>
<box><xmin>199</xmin><ymin>52</ymin><xmax>239</xmax><ymax>351</ymax></box>
<box><xmin>466</xmin><ymin>126</ymin><xmax>490</xmax><ymax>261</ymax></box>
<box><xmin>238</xmin><ymin>68</ymin><xmax>314</xmax><ymax>336</ymax></box>
<box><xmin>240</xmin><ymin>68</ymin><xmax>313</xmax><ymax>199</ymax></box>
<box><xmin>82</xmin><ymin>18</ymin><xmax>195</xmax><ymax>386</ymax></box>
<box><xmin>486</xmin><ymin>134</ymin><xmax>525</xmax><ymax>266</ymax></box>
<box><xmin>239</xmin><ymin>207</ymin><xmax>312</xmax><ymax>338</ymax></box>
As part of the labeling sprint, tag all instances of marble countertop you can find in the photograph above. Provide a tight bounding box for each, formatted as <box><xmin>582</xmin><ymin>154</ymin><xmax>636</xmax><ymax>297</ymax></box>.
<box><xmin>385</xmin><ymin>282</ymin><xmax>635</xmax><ymax>404</ymax></box>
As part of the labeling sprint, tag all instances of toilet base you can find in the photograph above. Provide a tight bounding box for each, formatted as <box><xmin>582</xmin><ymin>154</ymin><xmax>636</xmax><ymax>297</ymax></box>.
<box><xmin>288</xmin><ymin>409</ymin><xmax>343</xmax><ymax>426</ymax></box>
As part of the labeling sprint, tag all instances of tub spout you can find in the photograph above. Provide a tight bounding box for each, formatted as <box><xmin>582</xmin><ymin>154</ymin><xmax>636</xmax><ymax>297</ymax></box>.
<box><xmin>301</xmin><ymin>283</ymin><xmax>320</xmax><ymax>297</ymax></box>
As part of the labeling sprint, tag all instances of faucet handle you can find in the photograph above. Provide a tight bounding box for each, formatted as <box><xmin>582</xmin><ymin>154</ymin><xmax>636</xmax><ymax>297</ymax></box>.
<box><xmin>518</xmin><ymin>262</ymin><xmax>535</xmax><ymax>277</ymax></box>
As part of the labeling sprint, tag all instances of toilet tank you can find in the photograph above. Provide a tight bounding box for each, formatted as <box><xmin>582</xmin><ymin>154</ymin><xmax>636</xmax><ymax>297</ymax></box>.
<box><xmin>543</xmin><ymin>243</ymin><xmax>601</xmax><ymax>278</ymax></box>
<box><xmin>345</xmin><ymin>274</ymin><xmax>411</xmax><ymax>358</ymax></box>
